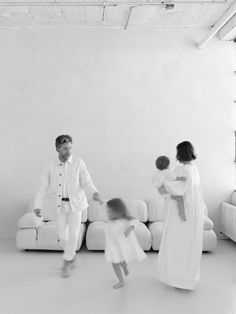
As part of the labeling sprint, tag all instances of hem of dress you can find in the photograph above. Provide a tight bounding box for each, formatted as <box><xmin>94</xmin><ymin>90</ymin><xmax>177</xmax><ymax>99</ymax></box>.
<box><xmin>157</xmin><ymin>275</ymin><xmax>197</xmax><ymax>290</ymax></box>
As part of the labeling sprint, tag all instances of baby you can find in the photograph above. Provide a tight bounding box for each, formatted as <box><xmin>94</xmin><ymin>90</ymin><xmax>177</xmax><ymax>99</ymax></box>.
<box><xmin>152</xmin><ymin>156</ymin><xmax>186</xmax><ymax>221</ymax></box>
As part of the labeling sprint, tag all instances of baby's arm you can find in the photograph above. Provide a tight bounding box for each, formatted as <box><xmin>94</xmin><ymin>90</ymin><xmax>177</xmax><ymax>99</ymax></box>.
<box><xmin>176</xmin><ymin>197</ymin><xmax>187</xmax><ymax>221</ymax></box>
<box><xmin>176</xmin><ymin>176</ymin><xmax>186</xmax><ymax>182</ymax></box>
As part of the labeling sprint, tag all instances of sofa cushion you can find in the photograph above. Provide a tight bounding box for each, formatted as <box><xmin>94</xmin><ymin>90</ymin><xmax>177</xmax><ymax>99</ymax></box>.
<box><xmin>37</xmin><ymin>221</ymin><xmax>86</xmax><ymax>250</ymax></box>
<box><xmin>17</xmin><ymin>212</ymin><xmax>44</xmax><ymax>229</ymax></box>
<box><xmin>88</xmin><ymin>199</ymin><xmax>148</xmax><ymax>222</ymax></box>
<box><xmin>204</xmin><ymin>216</ymin><xmax>214</xmax><ymax>230</ymax></box>
<box><xmin>27</xmin><ymin>199</ymin><xmax>87</xmax><ymax>223</ymax></box>
<box><xmin>149</xmin><ymin>219</ymin><xmax>217</xmax><ymax>251</ymax></box>
<box><xmin>231</xmin><ymin>191</ymin><xmax>236</xmax><ymax>206</ymax></box>
<box><xmin>147</xmin><ymin>199</ymin><xmax>209</xmax><ymax>222</ymax></box>
<box><xmin>86</xmin><ymin>221</ymin><xmax>152</xmax><ymax>251</ymax></box>
<box><xmin>147</xmin><ymin>199</ymin><xmax>167</xmax><ymax>222</ymax></box>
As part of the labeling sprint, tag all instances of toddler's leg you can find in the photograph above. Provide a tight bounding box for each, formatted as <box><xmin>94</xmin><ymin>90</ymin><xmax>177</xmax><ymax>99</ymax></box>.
<box><xmin>120</xmin><ymin>261</ymin><xmax>129</xmax><ymax>276</ymax></box>
<box><xmin>177</xmin><ymin>197</ymin><xmax>186</xmax><ymax>221</ymax></box>
<box><xmin>112</xmin><ymin>263</ymin><xmax>124</xmax><ymax>289</ymax></box>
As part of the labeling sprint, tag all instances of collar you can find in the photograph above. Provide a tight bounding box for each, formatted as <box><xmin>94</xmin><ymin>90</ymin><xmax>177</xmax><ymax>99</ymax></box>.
<box><xmin>57</xmin><ymin>155</ymin><xmax>72</xmax><ymax>166</ymax></box>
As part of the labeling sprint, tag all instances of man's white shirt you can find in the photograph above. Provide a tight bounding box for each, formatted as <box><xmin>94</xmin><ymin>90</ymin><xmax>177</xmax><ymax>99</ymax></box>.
<box><xmin>33</xmin><ymin>155</ymin><xmax>98</xmax><ymax>213</ymax></box>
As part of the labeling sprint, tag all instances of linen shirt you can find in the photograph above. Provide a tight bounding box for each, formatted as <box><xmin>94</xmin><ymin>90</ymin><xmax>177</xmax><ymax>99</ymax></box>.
<box><xmin>33</xmin><ymin>155</ymin><xmax>98</xmax><ymax>213</ymax></box>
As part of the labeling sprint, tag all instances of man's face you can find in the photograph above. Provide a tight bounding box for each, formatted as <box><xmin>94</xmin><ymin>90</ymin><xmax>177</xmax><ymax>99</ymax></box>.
<box><xmin>57</xmin><ymin>142</ymin><xmax>72</xmax><ymax>161</ymax></box>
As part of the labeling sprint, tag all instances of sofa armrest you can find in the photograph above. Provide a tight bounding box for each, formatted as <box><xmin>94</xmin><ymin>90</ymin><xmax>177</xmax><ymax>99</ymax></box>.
<box><xmin>220</xmin><ymin>202</ymin><xmax>236</xmax><ymax>241</ymax></box>
<box><xmin>17</xmin><ymin>212</ymin><xmax>44</xmax><ymax>229</ymax></box>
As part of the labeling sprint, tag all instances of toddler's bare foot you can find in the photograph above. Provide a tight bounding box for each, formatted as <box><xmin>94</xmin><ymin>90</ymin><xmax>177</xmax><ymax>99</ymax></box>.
<box><xmin>123</xmin><ymin>266</ymin><xmax>129</xmax><ymax>276</ymax></box>
<box><xmin>120</xmin><ymin>262</ymin><xmax>129</xmax><ymax>276</ymax></box>
<box><xmin>113</xmin><ymin>282</ymin><xmax>124</xmax><ymax>289</ymax></box>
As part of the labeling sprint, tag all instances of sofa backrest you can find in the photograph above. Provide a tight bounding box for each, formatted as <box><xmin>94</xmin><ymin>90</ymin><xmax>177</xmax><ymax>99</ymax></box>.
<box><xmin>88</xmin><ymin>199</ymin><xmax>148</xmax><ymax>222</ymax></box>
<box><xmin>146</xmin><ymin>198</ymin><xmax>209</xmax><ymax>222</ymax></box>
<box><xmin>146</xmin><ymin>199</ymin><xmax>167</xmax><ymax>222</ymax></box>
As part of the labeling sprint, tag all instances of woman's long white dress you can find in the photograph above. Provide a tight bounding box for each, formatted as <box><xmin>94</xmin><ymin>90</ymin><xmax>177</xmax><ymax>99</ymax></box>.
<box><xmin>157</xmin><ymin>163</ymin><xmax>205</xmax><ymax>290</ymax></box>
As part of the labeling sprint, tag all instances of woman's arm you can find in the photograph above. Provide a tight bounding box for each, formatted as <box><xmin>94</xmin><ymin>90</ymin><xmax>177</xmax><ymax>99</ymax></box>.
<box><xmin>164</xmin><ymin>171</ymin><xmax>190</xmax><ymax>196</ymax></box>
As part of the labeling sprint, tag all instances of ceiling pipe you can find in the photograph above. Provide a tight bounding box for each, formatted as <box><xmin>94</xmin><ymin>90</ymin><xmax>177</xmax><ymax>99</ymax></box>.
<box><xmin>0</xmin><ymin>0</ymin><xmax>228</xmax><ymax>6</ymax></box>
<box><xmin>197</xmin><ymin>0</ymin><xmax>236</xmax><ymax>48</ymax></box>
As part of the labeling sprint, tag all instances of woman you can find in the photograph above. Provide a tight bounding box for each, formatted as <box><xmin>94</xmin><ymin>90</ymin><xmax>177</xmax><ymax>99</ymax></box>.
<box><xmin>157</xmin><ymin>141</ymin><xmax>205</xmax><ymax>290</ymax></box>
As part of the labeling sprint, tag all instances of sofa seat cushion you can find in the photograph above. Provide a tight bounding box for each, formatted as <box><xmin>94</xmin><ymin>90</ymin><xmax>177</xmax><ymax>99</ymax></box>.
<box><xmin>88</xmin><ymin>199</ymin><xmax>148</xmax><ymax>222</ymax></box>
<box><xmin>16</xmin><ymin>221</ymin><xmax>86</xmax><ymax>251</ymax></box>
<box><xmin>36</xmin><ymin>221</ymin><xmax>86</xmax><ymax>250</ymax></box>
<box><xmin>86</xmin><ymin>221</ymin><xmax>152</xmax><ymax>251</ymax></box>
<box><xmin>16</xmin><ymin>228</ymin><xmax>38</xmax><ymax>250</ymax></box>
<box><xmin>149</xmin><ymin>218</ymin><xmax>217</xmax><ymax>251</ymax></box>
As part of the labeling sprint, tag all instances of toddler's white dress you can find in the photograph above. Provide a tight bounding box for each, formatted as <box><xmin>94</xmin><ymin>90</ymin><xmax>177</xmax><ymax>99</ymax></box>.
<box><xmin>105</xmin><ymin>219</ymin><xmax>146</xmax><ymax>263</ymax></box>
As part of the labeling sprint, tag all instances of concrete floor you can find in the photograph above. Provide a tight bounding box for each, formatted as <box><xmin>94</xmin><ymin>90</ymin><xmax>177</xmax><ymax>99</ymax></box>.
<box><xmin>1</xmin><ymin>239</ymin><xmax>236</xmax><ymax>314</ymax></box>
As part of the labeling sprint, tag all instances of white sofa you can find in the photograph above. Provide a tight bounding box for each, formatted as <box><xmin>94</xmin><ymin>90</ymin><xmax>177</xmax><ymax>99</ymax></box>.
<box><xmin>221</xmin><ymin>191</ymin><xmax>236</xmax><ymax>242</ymax></box>
<box><xmin>16</xmin><ymin>198</ymin><xmax>217</xmax><ymax>252</ymax></box>
<box><xmin>86</xmin><ymin>198</ymin><xmax>217</xmax><ymax>252</ymax></box>
<box><xmin>16</xmin><ymin>199</ymin><xmax>87</xmax><ymax>251</ymax></box>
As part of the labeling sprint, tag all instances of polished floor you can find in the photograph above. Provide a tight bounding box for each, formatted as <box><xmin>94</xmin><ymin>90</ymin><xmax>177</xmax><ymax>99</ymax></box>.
<box><xmin>1</xmin><ymin>239</ymin><xmax>236</xmax><ymax>314</ymax></box>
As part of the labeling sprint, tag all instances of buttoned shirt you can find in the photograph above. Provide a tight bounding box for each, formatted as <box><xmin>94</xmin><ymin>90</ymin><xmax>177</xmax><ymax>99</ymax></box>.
<box><xmin>33</xmin><ymin>155</ymin><xmax>98</xmax><ymax>213</ymax></box>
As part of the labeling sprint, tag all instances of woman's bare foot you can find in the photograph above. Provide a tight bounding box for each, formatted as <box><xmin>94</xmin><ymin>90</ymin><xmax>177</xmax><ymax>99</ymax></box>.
<box><xmin>113</xmin><ymin>282</ymin><xmax>124</xmax><ymax>289</ymax></box>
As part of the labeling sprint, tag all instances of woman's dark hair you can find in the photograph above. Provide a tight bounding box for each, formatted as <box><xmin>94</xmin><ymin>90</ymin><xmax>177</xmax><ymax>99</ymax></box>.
<box><xmin>106</xmin><ymin>198</ymin><xmax>132</xmax><ymax>220</ymax></box>
<box><xmin>155</xmin><ymin>156</ymin><xmax>170</xmax><ymax>170</ymax></box>
<box><xmin>55</xmin><ymin>135</ymin><xmax>72</xmax><ymax>149</ymax></box>
<box><xmin>176</xmin><ymin>141</ymin><xmax>196</xmax><ymax>162</ymax></box>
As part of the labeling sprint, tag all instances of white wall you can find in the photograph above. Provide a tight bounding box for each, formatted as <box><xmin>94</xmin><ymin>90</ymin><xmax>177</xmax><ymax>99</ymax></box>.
<box><xmin>1</xmin><ymin>28</ymin><xmax>235</xmax><ymax>238</ymax></box>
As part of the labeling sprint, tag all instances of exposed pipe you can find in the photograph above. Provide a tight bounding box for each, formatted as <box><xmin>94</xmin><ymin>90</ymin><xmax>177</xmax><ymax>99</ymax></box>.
<box><xmin>0</xmin><ymin>0</ymin><xmax>228</xmax><ymax>6</ymax></box>
<box><xmin>124</xmin><ymin>5</ymin><xmax>136</xmax><ymax>30</ymax></box>
<box><xmin>197</xmin><ymin>0</ymin><xmax>236</xmax><ymax>48</ymax></box>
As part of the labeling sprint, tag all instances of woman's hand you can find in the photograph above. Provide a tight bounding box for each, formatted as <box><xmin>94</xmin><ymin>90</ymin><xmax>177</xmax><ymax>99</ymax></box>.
<box><xmin>158</xmin><ymin>185</ymin><xmax>168</xmax><ymax>195</ymax></box>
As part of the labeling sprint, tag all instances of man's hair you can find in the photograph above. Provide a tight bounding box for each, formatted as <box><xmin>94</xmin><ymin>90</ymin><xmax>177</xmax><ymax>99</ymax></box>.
<box><xmin>155</xmin><ymin>156</ymin><xmax>170</xmax><ymax>170</ymax></box>
<box><xmin>55</xmin><ymin>135</ymin><xmax>72</xmax><ymax>149</ymax></box>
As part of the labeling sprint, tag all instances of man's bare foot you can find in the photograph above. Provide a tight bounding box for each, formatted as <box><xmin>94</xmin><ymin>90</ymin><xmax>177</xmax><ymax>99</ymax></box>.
<box><xmin>113</xmin><ymin>282</ymin><xmax>124</xmax><ymax>289</ymax></box>
<box><xmin>61</xmin><ymin>259</ymin><xmax>74</xmax><ymax>278</ymax></box>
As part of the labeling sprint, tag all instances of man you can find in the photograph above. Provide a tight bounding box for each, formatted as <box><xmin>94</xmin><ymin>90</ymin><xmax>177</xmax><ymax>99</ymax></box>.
<box><xmin>34</xmin><ymin>135</ymin><xmax>103</xmax><ymax>278</ymax></box>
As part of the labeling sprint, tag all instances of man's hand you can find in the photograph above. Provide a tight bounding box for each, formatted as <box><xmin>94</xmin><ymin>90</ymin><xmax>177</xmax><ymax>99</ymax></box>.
<box><xmin>124</xmin><ymin>225</ymin><xmax>135</xmax><ymax>237</ymax></box>
<box><xmin>158</xmin><ymin>185</ymin><xmax>168</xmax><ymax>195</ymax></box>
<box><xmin>34</xmin><ymin>208</ymin><xmax>42</xmax><ymax>217</ymax></box>
<box><xmin>176</xmin><ymin>176</ymin><xmax>186</xmax><ymax>182</ymax></box>
<box><xmin>92</xmin><ymin>192</ymin><xmax>104</xmax><ymax>205</ymax></box>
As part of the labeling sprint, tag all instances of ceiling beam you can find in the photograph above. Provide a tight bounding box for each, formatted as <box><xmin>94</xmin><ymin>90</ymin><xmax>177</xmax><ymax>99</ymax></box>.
<box><xmin>0</xmin><ymin>0</ymin><xmax>227</xmax><ymax>6</ymax></box>
<box><xmin>197</xmin><ymin>0</ymin><xmax>236</xmax><ymax>48</ymax></box>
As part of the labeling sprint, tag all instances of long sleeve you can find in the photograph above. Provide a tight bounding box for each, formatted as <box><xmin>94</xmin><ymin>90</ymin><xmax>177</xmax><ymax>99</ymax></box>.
<box><xmin>33</xmin><ymin>166</ymin><xmax>50</xmax><ymax>210</ymax></box>
<box><xmin>79</xmin><ymin>160</ymin><xmax>98</xmax><ymax>198</ymax></box>
<box><xmin>164</xmin><ymin>171</ymin><xmax>190</xmax><ymax>196</ymax></box>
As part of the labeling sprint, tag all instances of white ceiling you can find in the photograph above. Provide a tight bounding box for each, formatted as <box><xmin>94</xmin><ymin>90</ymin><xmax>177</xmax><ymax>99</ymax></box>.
<box><xmin>0</xmin><ymin>0</ymin><xmax>234</xmax><ymax>29</ymax></box>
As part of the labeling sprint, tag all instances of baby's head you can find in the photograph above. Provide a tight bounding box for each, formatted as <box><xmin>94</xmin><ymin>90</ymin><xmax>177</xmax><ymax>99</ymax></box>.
<box><xmin>106</xmin><ymin>198</ymin><xmax>132</xmax><ymax>220</ymax></box>
<box><xmin>155</xmin><ymin>156</ymin><xmax>170</xmax><ymax>171</ymax></box>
